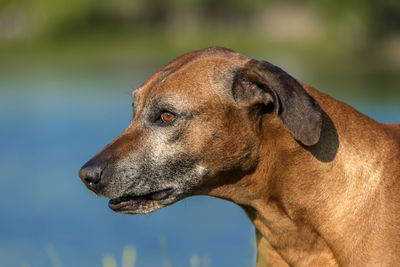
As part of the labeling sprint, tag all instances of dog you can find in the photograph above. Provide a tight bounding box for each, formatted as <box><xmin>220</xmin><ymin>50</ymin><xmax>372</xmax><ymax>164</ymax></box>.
<box><xmin>79</xmin><ymin>47</ymin><xmax>400</xmax><ymax>266</ymax></box>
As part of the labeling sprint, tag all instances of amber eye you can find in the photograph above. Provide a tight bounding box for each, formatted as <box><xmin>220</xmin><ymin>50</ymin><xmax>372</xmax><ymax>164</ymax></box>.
<box><xmin>160</xmin><ymin>112</ymin><xmax>175</xmax><ymax>123</ymax></box>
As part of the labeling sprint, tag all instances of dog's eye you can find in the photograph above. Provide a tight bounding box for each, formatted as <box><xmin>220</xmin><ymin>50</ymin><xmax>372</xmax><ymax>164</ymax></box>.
<box><xmin>160</xmin><ymin>112</ymin><xmax>175</xmax><ymax>123</ymax></box>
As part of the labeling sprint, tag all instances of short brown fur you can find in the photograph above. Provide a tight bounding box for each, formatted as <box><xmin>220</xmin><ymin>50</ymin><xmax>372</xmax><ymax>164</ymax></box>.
<box><xmin>79</xmin><ymin>47</ymin><xmax>400</xmax><ymax>267</ymax></box>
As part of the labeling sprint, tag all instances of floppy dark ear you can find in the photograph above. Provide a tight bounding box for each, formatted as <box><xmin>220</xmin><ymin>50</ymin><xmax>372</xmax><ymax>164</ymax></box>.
<box><xmin>232</xmin><ymin>59</ymin><xmax>322</xmax><ymax>146</ymax></box>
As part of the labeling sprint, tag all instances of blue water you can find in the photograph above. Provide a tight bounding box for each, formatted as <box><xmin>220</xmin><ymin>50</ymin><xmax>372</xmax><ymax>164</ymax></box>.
<box><xmin>0</xmin><ymin>72</ymin><xmax>398</xmax><ymax>267</ymax></box>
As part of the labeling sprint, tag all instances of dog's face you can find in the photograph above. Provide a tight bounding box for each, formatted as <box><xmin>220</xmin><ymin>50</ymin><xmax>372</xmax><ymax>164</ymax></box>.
<box><xmin>79</xmin><ymin>47</ymin><xmax>322</xmax><ymax>214</ymax></box>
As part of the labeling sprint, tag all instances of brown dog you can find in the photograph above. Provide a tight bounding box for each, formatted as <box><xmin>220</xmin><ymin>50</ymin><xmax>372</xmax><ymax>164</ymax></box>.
<box><xmin>79</xmin><ymin>47</ymin><xmax>400</xmax><ymax>266</ymax></box>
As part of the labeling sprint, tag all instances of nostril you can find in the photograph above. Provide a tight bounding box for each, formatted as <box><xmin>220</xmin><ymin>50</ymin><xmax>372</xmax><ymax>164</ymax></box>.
<box><xmin>84</xmin><ymin>176</ymin><xmax>100</xmax><ymax>185</ymax></box>
<box><xmin>79</xmin><ymin>165</ymin><xmax>103</xmax><ymax>189</ymax></box>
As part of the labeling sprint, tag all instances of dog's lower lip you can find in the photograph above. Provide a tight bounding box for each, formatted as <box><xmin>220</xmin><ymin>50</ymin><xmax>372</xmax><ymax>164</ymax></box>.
<box><xmin>108</xmin><ymin>188</ymin><xmax>174</xmax><ymax>211</ymax></box>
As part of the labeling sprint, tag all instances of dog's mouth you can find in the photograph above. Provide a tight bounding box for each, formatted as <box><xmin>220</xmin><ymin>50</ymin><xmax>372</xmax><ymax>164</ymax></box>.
<box><xmin>108</xmin><ymin>188</ymin><xmax>175</xmax><ymax>214</ymax></box>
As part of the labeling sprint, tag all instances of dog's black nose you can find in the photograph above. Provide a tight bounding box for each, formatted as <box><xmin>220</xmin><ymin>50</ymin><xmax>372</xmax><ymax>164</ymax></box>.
<box><xmin>79</xmin><ymin>162</ymin><xmax>103</xmax><ymax>192</ymax></box>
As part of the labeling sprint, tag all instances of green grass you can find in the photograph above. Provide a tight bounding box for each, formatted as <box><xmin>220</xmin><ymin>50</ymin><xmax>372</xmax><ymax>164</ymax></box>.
<box><xmin>102</xmin><ymin>245</ymin><xmax>136</xmax><ymax>267</ymax></box>
<box><xmin>22</xmin><ymin>234</ymin><xmax>256</xmax><ymax>267</ymax></box>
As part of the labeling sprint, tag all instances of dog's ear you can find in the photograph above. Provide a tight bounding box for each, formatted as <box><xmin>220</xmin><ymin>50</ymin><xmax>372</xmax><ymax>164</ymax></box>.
<box><xmin>232</xmin><ymin>59</ymin><xmax>322</xmax><ymax>146</ymax></box>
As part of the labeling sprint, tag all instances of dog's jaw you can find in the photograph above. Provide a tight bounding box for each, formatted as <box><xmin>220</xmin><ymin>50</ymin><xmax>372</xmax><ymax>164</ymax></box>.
<box><xmin>108</xmin><ymin>188</ymin><xmax>186</xmax><ymax>214</ymax></box>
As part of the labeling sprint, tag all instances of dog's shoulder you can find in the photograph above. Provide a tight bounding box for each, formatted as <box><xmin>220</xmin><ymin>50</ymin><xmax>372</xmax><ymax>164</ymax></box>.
<box><xmin>383</xmin><ymin>123</ymin><xmax>400</xmax><ymax>144</ymax></box>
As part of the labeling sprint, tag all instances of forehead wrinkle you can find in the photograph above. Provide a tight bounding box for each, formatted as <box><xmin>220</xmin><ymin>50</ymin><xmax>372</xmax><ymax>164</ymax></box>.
<box><xmin>157</xmin><ymin>57</ymin><xmax>242</xmax><ymax>99</ymax></box>
<box><xmin>139</xmin><ymin>50</ymin><xmax>205</xmax><ymax>92</ymax></box>
<box><xmin>134</xmin><ymin>49</ymin><xmax>251</xmax><ymax>115</ymax></box>
<box><xmin>138</xmin><ymin>47</ymin><xmax>249</xmax><ymax>95</ymax></box>
<box><xmin>144</xmin><ymin>95</ymin><xmax>192</xmax><ymax>119</ymax></box>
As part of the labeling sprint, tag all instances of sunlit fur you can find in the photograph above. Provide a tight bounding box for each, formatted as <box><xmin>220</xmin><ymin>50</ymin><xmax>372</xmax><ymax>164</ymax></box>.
<box><xmin>81</xmin><ymin>47</ymin><xmax>400</xmax><ymax>267</ymax></box>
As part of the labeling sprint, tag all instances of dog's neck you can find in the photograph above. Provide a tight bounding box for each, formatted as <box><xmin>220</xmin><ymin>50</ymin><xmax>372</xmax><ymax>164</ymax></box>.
<box><xmin>207</xmin><ymin>110</ymin><xmax>396</xmax><ymax>266</ymax></box>
<box><xmin>205</xmin><ymin>116</ymin><xmax>341</xmax><ymax>266</ymax></box>
<box><xmin>242</xmin><ymin>126</ymin><xmax>341</xmax><ymax>266</ymax></box>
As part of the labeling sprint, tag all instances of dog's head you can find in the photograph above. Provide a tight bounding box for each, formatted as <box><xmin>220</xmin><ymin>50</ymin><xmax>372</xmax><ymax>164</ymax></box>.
<box><xmin>79</xmin><ymin>47</ymin><xmax>322</xmax><ymax>214</ymax></box>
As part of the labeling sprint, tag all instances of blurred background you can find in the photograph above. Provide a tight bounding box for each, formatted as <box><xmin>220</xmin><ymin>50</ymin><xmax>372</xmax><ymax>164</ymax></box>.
<box><xmin>0</xmin><ymin>1</ymin><xmax>399</xmax><ymax>266</ymax></box>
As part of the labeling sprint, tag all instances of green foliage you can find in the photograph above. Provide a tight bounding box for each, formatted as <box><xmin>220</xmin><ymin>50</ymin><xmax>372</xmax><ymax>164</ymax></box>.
<box><xmin>0</xmin><ymin>0</ymin><xmax>398</xmax><ymax>40</ymax></box>
<box><xmin>0</xmin><ymin>0</ymin><xmax>398</xmax><ymax>100</ymax></box>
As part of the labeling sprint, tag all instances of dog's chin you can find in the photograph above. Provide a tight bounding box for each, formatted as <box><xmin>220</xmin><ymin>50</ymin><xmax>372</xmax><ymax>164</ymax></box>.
<box><xmin>107</xmin><ymin>188</ymin><xmax>181</xmax><ymax>214</ymax></box>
